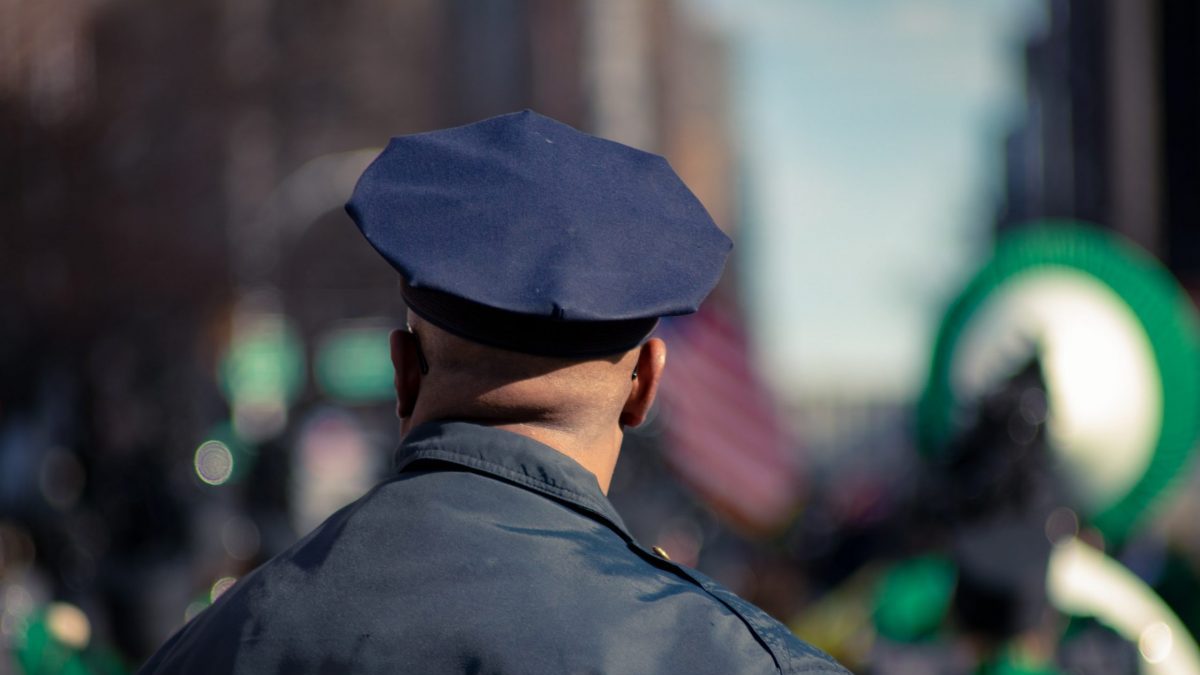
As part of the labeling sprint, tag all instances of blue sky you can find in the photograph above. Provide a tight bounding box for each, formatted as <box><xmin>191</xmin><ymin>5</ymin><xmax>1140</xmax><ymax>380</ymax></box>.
<box><xmin>681</xmin><ymin>0</ymin><xmax>1046</xmax><ymax>401</ymax></box>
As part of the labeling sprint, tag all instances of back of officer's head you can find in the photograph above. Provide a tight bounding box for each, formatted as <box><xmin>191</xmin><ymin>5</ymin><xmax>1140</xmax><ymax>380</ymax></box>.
<box><xmin>400</xmin><ymin>311</ymin><xmax>649</xmax><ymax>435</ymax></box>
<box><xmin>347</xmin><ymin>110</ymin><xmax>730</xmax><ymax>433</ymax></box>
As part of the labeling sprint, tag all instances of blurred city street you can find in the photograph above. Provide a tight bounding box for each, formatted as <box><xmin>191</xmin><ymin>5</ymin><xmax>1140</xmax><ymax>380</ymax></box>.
<box><xmin>2</xmin><ymin>0</ymin><xmax>1199</xmax><ymax>673</ymax></box>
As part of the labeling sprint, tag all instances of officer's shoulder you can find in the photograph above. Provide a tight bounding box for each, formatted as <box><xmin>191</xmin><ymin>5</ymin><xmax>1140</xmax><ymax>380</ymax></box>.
<box><xmin>681</xmin><ymin>568</ymin><xmax>850</xmax><ymax>674</ymax></box>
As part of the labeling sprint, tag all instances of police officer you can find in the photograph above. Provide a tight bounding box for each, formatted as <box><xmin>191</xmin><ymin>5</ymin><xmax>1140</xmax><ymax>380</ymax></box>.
<box><xmin>138</xmin><ymin>110</ymin><xmax>849</xmax><ymax>674</ymax></box>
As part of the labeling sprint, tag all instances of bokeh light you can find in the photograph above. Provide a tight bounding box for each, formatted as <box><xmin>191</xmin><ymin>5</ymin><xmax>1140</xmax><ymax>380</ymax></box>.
<box><xmin>1044</xmin><ymin>507</ymin><xmax>1079</xmax><ymax>544</ymax></box>
<box><xmin>44</xmin><ymin>602</ymin><xmax>90</xmax><ymax>650</ymax></box>
<box><xmin>655</xmin><ymin>518</ymin><xmax>704</xmax><ymax>568</ymax></box>
<box><xmin>1140</xmin><ymin>622</ymin><xmax>1174</xmax><ymax>664</ymax></box>
<box><xmin>209</xmin><ymin>577</ymin><xmax>238</xmax><ymax>603</ymax></box>
<box><xmin>0</xmin><ymin>584</ymin><xmax>35</xmax><ymax>637</ymax></box>
<box><xmin>221</xmin><ymin>516</ymin><xmax>261</xmax><ymax>562</ymax></box>
<box><xmin>193</xmin><ymin>440</ymin><xmax>235</xmax><ymax>486</ymax></box>
<box><xmin>183</xmin><ymin>600</ymin><xmax>208</xmax><ymax>623</ymax></box>
<box><xmin>314</xmin><ymin>324</ymin><xmax>394</xmax><ymax>403</ymax></box>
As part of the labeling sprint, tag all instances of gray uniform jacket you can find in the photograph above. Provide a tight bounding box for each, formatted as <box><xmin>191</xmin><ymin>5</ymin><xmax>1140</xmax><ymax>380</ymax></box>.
<box><xmin>138</xmin><ymin>421</ymin><xmax>849</xmax><ymax>674</ymax></box>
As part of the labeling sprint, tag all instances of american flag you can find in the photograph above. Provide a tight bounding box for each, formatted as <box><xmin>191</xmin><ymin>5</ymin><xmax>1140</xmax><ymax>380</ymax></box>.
<box><xmin>655</xmin><ymin>299</ymin><xmax>804</xmax><ymax>532</ymax></box>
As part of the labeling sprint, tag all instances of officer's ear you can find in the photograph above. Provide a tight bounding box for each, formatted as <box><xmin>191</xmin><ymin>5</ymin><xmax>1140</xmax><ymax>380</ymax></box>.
<box><xmin>389</xmin><ymin>328</ymin><xmax>423</xmax><ymax>420</ymax></box>
<box><xmin>620</xmin><ymin>337</ymin><xmax>666</xmax><ymax>428</ymax></box>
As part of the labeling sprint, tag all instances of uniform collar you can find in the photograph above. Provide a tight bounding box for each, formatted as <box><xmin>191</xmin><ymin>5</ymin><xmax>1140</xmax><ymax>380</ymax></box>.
<box><xmin>394</xmin><ymin>420</ymin><xmax>631</xmax><ymax>535</ymax></box>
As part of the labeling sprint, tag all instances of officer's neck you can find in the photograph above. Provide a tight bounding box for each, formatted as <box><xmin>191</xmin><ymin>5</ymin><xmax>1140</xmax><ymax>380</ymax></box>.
<box><xmin>407</xmin><ymin>408</ymin><xmax>623</xmax><ymax>493</ymax></box>
<box><xmin>491</xmin><ymin>420</ymin><xmax>623</xmax><ymax>494</ymax></box>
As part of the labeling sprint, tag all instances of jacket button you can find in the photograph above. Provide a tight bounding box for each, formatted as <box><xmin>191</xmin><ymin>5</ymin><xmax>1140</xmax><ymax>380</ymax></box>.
<box><xmin>651</xmin><ymin>546</ymin><xmax>671</xmax><ymax>561</ymax></box>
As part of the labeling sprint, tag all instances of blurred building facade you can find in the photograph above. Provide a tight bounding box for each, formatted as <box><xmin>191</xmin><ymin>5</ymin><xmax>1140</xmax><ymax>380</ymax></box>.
<box><xmin>1001</xmin><ymin>0</ymin><xmax>1200</xmax><ymax>292</ymax></box>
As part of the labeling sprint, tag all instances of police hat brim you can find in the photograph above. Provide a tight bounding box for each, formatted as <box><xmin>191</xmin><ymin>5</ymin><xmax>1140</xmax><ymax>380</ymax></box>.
<box><xmin>402</xmin><ymin>281</ymin><xmax>659</xmax><ymax>358</ymax></box>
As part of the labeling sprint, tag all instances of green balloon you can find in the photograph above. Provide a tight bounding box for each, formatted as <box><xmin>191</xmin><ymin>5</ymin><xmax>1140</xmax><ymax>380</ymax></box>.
<box><xmin>873</xmin><ymin>555</ymin><xmax>957</xmax><ymax>643</ymax></box>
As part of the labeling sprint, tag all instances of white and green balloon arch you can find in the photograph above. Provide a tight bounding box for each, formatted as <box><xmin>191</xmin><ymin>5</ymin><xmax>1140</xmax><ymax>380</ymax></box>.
<box><xmin>918</xmin><ymin>221</ymin><xmax>1200</xmax><ymax>543</ymax></box>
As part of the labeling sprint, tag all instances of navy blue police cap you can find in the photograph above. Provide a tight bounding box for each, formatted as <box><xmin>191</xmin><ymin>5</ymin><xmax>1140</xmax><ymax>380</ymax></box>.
<box><xmin>345</xmin><ymin>110</ymin><xmax>731</xmax><ymax>357</ymax></box>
